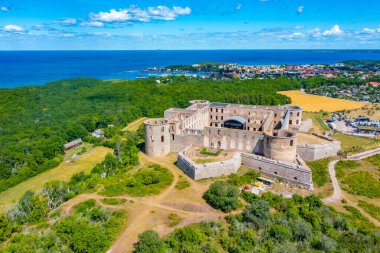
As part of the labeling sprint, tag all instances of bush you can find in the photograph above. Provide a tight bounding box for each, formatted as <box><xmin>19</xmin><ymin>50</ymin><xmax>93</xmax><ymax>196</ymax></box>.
<box><xmin>227</xmin><ymin>171</ymin><xmax>259</xmax><ymax>186</ymax></box>
<box><xmin>101</xmin><ymin>164</ymin><xmax>173</xmax><ymax>197</ymax></box>
<box><xmin>203</xmin><ymin>181</ymin><xmax>239</xmax><ymax>212</ymax></box>
<box><xmin>175</xmin><ymin>177</ymin><xmax>191</xmax><ymax>190</ymax></box>
<box><xmin>243</xmin><ymin>200</ymin><xmax>270</xmax><ymax>229</ymax></box>
<box><xmin>200</xmin><ymin>148</ymin><xmax>222</xmax><ymax>156</ymax></box>
<box><xmin>134</xmin><ymin>230</ymin><xmax>165</xmax><ymax>253</ymax></box>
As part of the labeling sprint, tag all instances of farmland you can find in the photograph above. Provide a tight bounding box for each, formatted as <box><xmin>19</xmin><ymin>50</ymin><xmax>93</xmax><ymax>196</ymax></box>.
<box><xmin>279</xmin><ymin>90</ymin><xmax>366</xmax><ymax>112</ymax></box>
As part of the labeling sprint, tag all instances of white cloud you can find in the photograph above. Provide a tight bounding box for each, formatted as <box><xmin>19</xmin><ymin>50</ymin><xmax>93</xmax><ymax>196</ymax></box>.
<box><xmin>90</xmin><ymin>5</ymin><xmax>191</xmax><ymax>23</ymax></box>
<box><xmin>323</xmin><ymin>25</ymin><xmax>343</xmax><ymax>36</ymax></box>
<box><xmin>59</xmin><ymin>18</ymin><xmax>77</xmax><ymax>26</ymax></box>
<box><xmin>281</xmin><ymin>32</ymin><xmax>304</xmax><ymax>40</ymax></box>
<box><xmin>80</xmin><ymin>21</ymin><xmax>104</xmax><ymax>27</ymax></box>
<box><xmin>236</xmin><ymin>4</ymin><xmax>242</xmax><ymax>11</ymax></box>
<box><xmin>173</xmin><ymin>6</ymin><xmax>191</xmax><ymax>15</ymax></box>
<box><xmin>1</xmin><ymin>6</ymin><xmax>9</xmax><ymax>12</ymax></box>
<box><xmin>297</xmin><ymin>6</ymin><xmax>304</xmax><ymax>14</ymax></box>
<box><xmin>63</xmin><ymin>34</ymin><xmax>74</xmax><ymax>37</ymax></box>
<box><xmin>363</xmin><ymin>28</ymin><xmax>375</xmax><ymax>34</ymax></box>
<box><xmin>3</xmin><ymin>24</ymin><xmax>23</xmax><ymax>32</ymax></box>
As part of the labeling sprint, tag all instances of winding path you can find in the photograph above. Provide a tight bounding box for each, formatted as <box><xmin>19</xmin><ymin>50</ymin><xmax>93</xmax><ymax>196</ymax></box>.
<box><xmin>323</xmin><ymin>160</ymin><xmax>341</xmax><ymax>203</ymax></box>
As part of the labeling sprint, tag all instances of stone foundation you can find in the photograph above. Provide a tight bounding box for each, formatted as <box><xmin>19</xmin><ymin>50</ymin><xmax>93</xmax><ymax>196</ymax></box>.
<box><xmin>241</xmin><ymin>153</ymin><xmax>312</xmax><ymax>189</ymax></box>
<box><xmin>177</xmin><ymin>147</ymin><xmax>241</xmax><ymax>180</ymax></box>
<box><xmin>297</xmin><ymin>133</ymin><xmax>341</xmax><ymax>161</ymax></box>
<box><xmin>177</xmin><ymin>146</ymin><xmax>312</xmax><ymax>189</ymax></box>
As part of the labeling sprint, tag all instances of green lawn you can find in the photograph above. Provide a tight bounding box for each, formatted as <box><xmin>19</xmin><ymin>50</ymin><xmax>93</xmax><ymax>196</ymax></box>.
<box><xmin>365</xmin><ymin>154</ymin><xmax>380</xmax><ymax>170</ymax></box>
<box><xmin>335</xmin><ymin>160</ymin><xmax>360</xmax><ymax>178</ymax></box>
<box><xmin>341</xmin><ymin>171</ymin><xmax>380</xmax><ymax>198</ymax></box>
<box><xmin>332</xmin><ymin>133</ymin><xmax>380</xmax><ymax>154</ymax></box>
<box><xmin>358</xmin><ymin>200</ymin><xmax>380</xmax><ymax>222</ymax></box>
<box><xmin>306</xmin><ymin>158</ymin><xmax>331</xmax><ymax>187</ymax></box>
<box><xmin>302</xmin><ymin>112</ymin><xmax>330</xmax><ymax>133</ymax></box>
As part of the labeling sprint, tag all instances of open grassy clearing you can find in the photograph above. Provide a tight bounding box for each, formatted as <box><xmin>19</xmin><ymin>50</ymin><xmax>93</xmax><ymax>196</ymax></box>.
<box><xmin>0</xmin><ymin>146</ymin><xmax>112</xmax><ymax>213</ymax></box>
<box><xmin>332</xmin><ymin>133</ymin><xmax>380</xmax><ymax>154</ymax></box>
<box><xmin>306</xmin><ymin>158</ymin><xmax>331</xmax><ymax>187</ymax></box>
<box><xmin>335</xmin><ymin>158</ymin><xmax>380</xmax><ymax>198</ymax></box>
<box><xmin>365</xmin><ymin>154</ymin><xmax>380</xmax><ymax>170</ymax></box>
<box><xmin>302</xmin><ymin>112</ymin><xmax>330</xmax><ymax>133</ymax></box>
<box><xmin>122</xmin><ymin>117</ymin><xmax>148</xmax><ymax>132</ymax></box>
<box><xmin>358</xmin><ymin>200</ymin><xmax>380</xmax><ymax>222</ymax></box>
<box><xmin>101</xmin><ymin>164</ymin><xmax>174</xmax><ymax>197</ymax></box>
<box><xmin>279</xmin><ymin>90</ymin><xmax>366</xmax><ymax>112</ymax></box>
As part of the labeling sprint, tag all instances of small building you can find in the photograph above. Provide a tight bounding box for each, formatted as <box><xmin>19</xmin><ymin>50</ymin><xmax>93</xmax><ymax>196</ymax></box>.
<box><xmin>64</xmin><ymin>138</ymin><xmax>83</xmax><ymax>150</ymax></box>
<box><xmin>92</xmin><ymin>129</ymin><xmax>104</xmax><ymax>138</ymax></box>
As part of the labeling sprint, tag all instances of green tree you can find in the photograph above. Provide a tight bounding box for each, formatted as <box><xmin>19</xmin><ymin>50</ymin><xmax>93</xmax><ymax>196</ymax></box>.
<box><xmin>243</xmin><ymin>200</ymin><xmax>270</xmax><ymax>229</ymax></box>
<box><xmin>203</xmin><ymin>181</ymin><xmax>239</xmax><ymax>212</ymax></box>
<box><xmin>134</xmin><ymin>230</ymin><xmax>166</xmax><ymax>253</ymax></box>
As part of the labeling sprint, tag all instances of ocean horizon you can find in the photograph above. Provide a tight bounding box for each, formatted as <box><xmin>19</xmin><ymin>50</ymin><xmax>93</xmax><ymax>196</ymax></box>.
<box><xmin>1</xmin><ymin>49</ymin><xmax>379</xmax><ymax>88</ymax></box>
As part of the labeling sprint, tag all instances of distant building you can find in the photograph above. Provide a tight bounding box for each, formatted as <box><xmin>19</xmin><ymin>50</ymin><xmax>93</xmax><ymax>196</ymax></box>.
<box><xmin>64</xmin><ymin>138</ymin><xmax>83</xmax><ymax>150</ymax></box>
<box><xmin>92</xmin><ymin>129</ymin><xmax>104</xmax><ymax>138</ymax></box>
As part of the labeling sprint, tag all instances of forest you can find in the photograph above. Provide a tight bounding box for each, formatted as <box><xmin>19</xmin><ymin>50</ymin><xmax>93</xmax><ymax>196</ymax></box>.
<box><xmin>0</xmin><ymin>76</ymin><xmax>374</xmax><ymax>193</ymax></box>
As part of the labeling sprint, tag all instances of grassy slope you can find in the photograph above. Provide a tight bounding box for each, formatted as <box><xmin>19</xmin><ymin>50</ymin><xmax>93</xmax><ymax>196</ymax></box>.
<box><xmin>0</xmin><ymin>146</ymin><xmax>112</xmax><ymax>212</ymax></box>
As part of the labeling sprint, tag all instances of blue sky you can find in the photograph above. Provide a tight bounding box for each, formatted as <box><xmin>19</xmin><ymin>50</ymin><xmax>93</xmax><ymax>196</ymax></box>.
<box><xmin>0</xmin><ymin>0</ymin><xmax>379</xmax><ymax>50</ymax></box>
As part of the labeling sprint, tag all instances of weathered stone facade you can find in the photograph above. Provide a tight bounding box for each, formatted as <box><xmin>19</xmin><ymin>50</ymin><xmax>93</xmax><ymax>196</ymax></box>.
<box><xmin>296</xmin><ymin>133</ymin><xmax>341</xmax><ymax>161</ymax></box>
<box><xmin>144</xmin><ymin>100</ymin><xmax>316</xmax><ymax>189</ymax></box>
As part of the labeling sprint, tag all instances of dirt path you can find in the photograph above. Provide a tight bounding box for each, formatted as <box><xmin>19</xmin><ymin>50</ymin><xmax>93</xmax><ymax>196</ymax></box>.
<box><xmin>105</xmin><ymin>152</ymin><xmax>222</xmax><ymax>253</ymax></box>
<box><xmin>323</xmin><ymin>160</ymin><xmax>341</xmax><ymax>203</ymax></box>
<box><xmin>122</xmin><ymin>117</ymin><xmax>147</xmax><ymax>132</ymax></box>
<box><xmin>57</xmin><ymin>152</ymin><xmax>233</xmax><ymax>252</ymax></box>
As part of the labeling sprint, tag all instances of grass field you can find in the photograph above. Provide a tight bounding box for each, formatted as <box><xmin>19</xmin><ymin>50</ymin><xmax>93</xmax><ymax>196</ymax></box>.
<box><xmin>337</xmin><ymin>157</ymin><xmax>380</xmax><ymax>198</ymax></box>
<box><xmin>306</xmin><ymin>158</ymin><xmax>331</xmax><ymax>187</ymax></box>
<box><xmin>122</xmin><ymin>117</ymin><xmax>148</xmax><ymax>132</ymax></box>
<box><xmin>0</xmin><ymin>146</ymin><xmax>112</xmax><ymax>212</ymax></box>
<box><xmin>279</xmin><ymin>90</ymin><xmax>366</xmax><ymax>112</ymax></box>
<box><xmin>302</xmin><ymin>112</ymin><xmax>331</xmax><ymax>133</ymax></box>
<box><xmin>101</xmin><ymin>164</ymin><xmax>174</xmax><ymax>197</ymax></box>
<box><xmin>332</xmin><ymin>133</ymin><xmax>380</xmax><ymax>154</ymax></box>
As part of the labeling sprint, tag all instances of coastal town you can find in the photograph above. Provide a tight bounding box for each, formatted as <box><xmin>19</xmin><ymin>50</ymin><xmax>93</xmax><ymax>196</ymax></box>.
<box><xmin>146</xmin><ymin>60</ymin><xmax>380</xmax><ymax>81</ymax></box>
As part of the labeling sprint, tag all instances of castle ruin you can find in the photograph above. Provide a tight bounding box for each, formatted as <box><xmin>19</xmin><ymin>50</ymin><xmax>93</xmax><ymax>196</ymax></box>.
<box><xmin>144</xmin><ymin>100</ymin><xmax>323</xmax><ymax>189</ymax></box>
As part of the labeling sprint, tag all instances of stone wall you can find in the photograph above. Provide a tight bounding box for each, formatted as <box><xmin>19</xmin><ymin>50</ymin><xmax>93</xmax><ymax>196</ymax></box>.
<box><xmin>299</xmin><ymin>119</ymin><xmax>313</xmax><ymax>132</ymax></box>
<box><xmin>177</xmin><ymin>147</ymin><xmax>241</xmax><ymax>180</ymax></box>
<box><xmin>297</xmin><ymin>133</ymin><xmax>341</xmax><ymax>161</ymax></box>
<box><xmin>202</xmin><ymin>127</ymin><xmax>263</xmax><ymax>153</ymax></box>
<box><xmin>241</xmin><ymin>153</ymin><xmax>312</xmax><ymax>189</ymax></box>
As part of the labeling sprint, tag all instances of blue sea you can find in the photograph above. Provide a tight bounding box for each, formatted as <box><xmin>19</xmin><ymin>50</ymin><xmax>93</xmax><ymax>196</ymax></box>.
<box><xmin>0</xmin><ymin>50</ymin><xmax>380</xmax><ymax>88</ymax></box>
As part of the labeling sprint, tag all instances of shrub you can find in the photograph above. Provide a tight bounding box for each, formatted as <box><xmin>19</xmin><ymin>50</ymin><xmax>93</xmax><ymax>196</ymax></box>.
<box><xmin>200</xmin><ymin>148</ymin><xmax>222</xmax><ymax>156</ymax></box>
<box><xmin>203</xmin><ymin>181</ymin><xmax>239</xmax><ymax>212</ymax></box>
<box><xmin>243</xmin><ymin>200</ymin><xmax>270</xmax><ymax>229</ymax></box>
<box><xmin>134</xmin><ymin>230</ymin><xmax>165</xmax><ymax>253</ymax></box>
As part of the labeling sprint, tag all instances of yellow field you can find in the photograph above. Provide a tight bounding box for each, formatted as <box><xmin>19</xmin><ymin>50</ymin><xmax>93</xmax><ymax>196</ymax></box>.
<box><xmin>279</xmin><ymin>90</ymin><xmax>366</xmax><ymax>112</ymax></box>
<box><xmin>0</xmin><ymin>146</ymin><xmax>112</xmax><ymax>213</ymax></box>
